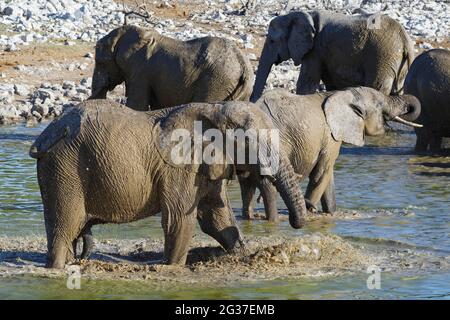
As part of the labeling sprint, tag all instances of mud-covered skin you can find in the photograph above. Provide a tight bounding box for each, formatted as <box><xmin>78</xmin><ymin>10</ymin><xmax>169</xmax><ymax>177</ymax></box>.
<box><xmin>404</xmin><ymin>49</ymin><xmax>450</xmax><ymax>153</ymax></box>
<box><xmin>30</xmin><ymin>99</ymin><xmax>307</xmax><ymax>269</ymax></box>
<box><xmin>251</xmin><ymin>10</ymin><xmax>415</xmax><ymax>101</ymax></box>
<box><xmin>241</xmin><ymin>87</ymin><xmax>421</xmax><ymax>220</ymax></box>
<box><xmin>90</xmin><ymin>25</ymin><xmax>254</xmax><ymax>110</ymax></box>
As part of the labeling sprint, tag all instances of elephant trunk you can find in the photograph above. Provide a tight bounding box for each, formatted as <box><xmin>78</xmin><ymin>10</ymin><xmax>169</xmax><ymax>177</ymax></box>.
<box><xmin>250</xmin><ymin>42</ymin><xmax>274</xmax><ymax>102</ymax></box>
<box><xmin>271</xmin><ymin>156</ymin><xmax>306</xmax><ymax>229</ymax></box>
<box><xmin>385</xmin><ymin>94</ymin><xmax>422</xmax><ymax>124</ymax></box>
<box><xmin>89</xmin><ymin>67</ymin><xmax>109</xmax><ymax>99</ymax></box>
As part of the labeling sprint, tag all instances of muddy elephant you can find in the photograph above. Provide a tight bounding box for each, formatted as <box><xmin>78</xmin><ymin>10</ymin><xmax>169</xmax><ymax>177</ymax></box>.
<box><xmin>29</xmin><ymin>99</ymin><xmax>306</xmax><ymax>268</ymax></box>
<box><xmin>240</xmin><ymin>87</ymin><xmax>422</xmax><ymax>220</ymax></box>
<box><xmin>90</xmin><ymin>25</ymin><xmax>254</xmax><ymax>110</ymax></box>
<box><xmin>251</xmin><ymin>10</ymin><xmax>414</xmax><ymax>101</ymax></box>
<box><xmin>404</xmin><ymin>49</ymin><xmax>450</xmax><ymax>153</ymax></box>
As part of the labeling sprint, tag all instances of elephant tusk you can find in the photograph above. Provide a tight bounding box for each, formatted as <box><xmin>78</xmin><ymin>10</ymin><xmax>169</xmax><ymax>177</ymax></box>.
<box><xmin>393</xmin><ymin>116</ymin><xmax>423</xmax><ymax>128</ymax></box>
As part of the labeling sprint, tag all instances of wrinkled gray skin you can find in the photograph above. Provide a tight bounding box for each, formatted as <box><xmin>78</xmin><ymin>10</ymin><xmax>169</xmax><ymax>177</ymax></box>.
<box><xmin>240</xmin><ymin>87</ymin><xmax>421</xmax><ymax>220</ymax></box>
<box><xmin>404</xmin><ymin>49</ymin><xmax>450</xmax><ymax>153</ymax></box>
<box><xmin>30</xmin><ymin>100</ymin><xmax>307</xmax><ymax>269</ymax></box>
<box><xmin>251</xmin><ymin>10</ymin><xmax>414</xmax><ymax>101</ymax></box>
<box><xmin>90</xmin><ymin>25</ymin><xmax>254</xmax><ymax>110</ymax></box>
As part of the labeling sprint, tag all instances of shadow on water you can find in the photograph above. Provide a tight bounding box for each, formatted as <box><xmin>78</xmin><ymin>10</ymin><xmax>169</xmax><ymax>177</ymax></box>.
<box><xmin>0</xmin><ymin>245</ymin><xmax>227</xmax><ymax>268</ymax></box>
<box><xmin>412</xmin><ymin>171</ymin><xmax>450</xmax><ymax>177</ymax></box>
<box><xmin>0</xmin><ymin>250</ymin><xmax>46</xmax><ymax>266</ymax></box>
<box><xmin>0</xmin><ymin>133</ymin><xmax>40</xmax><ymax>141</ymax></box>
<box><xmin>408</xmin><ymin>153</ymin><xmax>450</xmax><ymax>177</ymax></box>
<box><xmin>341</xmin><ymin>146</ymin><xmax>416</xmax><ymax>156</ymax></box>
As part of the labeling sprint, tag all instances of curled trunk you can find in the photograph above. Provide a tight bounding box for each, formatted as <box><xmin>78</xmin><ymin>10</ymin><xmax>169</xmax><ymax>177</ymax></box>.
<box><xmin>386</xmin><ymin>94</ymin><xmax>421</xmax><ymax>122</ymax></box>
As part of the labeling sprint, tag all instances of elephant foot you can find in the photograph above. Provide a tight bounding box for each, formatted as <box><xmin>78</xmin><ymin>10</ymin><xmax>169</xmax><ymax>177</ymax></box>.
<box><xmin>241</xmin><ymin>209</ymin><xmax>255</xmax><ymax>220</ymax></box>
<box><xmin>228</xmin><ymin>238</ymin><xmax>247</xmax><ymax>256</ymax></box>
<box><xmin>305</xmin><ymin>199</ymin><xmax>318</xmax><ymax>214</ymax></box>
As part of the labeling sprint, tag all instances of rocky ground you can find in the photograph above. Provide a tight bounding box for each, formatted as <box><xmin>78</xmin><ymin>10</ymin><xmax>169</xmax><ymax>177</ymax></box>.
<box><xmin>0</xmin><ymin>0</ymin><xmax>449</xmax><ymax>124</ymax></box>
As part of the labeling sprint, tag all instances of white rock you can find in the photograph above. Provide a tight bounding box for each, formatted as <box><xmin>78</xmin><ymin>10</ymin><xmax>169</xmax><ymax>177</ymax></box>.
<box><xmin>20</xmin><ymin>34</ymin><xmax>34</xmax><ymax>43</ymax></box>
<box><xmin>3</xmin><ymin>6</ymin><xmax>19</xmax><ymax>17</ymax></box>
<box><xmin>62</xmin><ymin>81</ymin><xmax>75</xmax><ymax>90</ymax></box>
<box><xmin>0</xmin><ymin>106</ymin><xmax>20</xmax><ymax>119</ymax></box>
<box><xmin>419</xmin><ymin>42</ymin><xmax>433</xmax><ymax>49</ymax></box>
<box><xmin>14</xmin><ymin>84</ymin><xmax>30</xmax><ymax>96</ymax></box>
<box><xmin>80</xmin><ymin>77</ymin><xmax>92</xmax><ymax>87</ymax></box>
<box><xmin>247</xmin><ymin>53</ymin><xmax>257</xmax><ymax>60</ymax></box>
<box><xmin>5</xmin><ymin>44</ymin><xmax>18</xmax><ymax>52</ymax></box>
<box><xmin>32</xmin><ymin>89</ymin><xmax>54</xmax><ymax>104</ymax></box>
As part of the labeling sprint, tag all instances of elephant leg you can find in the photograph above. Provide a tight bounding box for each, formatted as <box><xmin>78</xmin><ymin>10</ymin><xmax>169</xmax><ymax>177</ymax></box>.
<box><xmin>125</xmin><ymin>80</ymin><xmax>151</xmax><ymax>111</ymax></box>
<box><xmin>48</xmin><ymin>201</ymin><xmax>86</xmax><ymax>268</ymax></box>
<box><xmin>305</xmin><ymin>158</ymin><xmax>334</xmax><ymax>213</ymax></box>
<box><xmin>415</xmin><ymin>127</ymin><xmax>430</xmax><ymax>152</ymax></box>
<box><xmin>72</xmin><ymin>222</ymin><xmax>94</xmax><ymax>260</ymax></box>
<box><xmin>258</xmin><ymin>178</ymin><xmax>278</xmax><ymax>222</ymax></box>
<box><xmin>80</xmin><ymin>230</ymin><xmax>94</xmax><ymax>260</ymax></box>
<box><xmin>320</xmin><ymin>172</ymin><xmax>336</xmax><ymax>214</ymax></box>
<box><xmin>78</xmin><ymin>224</ymin><xmax>94</xmax><ymax>260</ymax></box>
<box><xmin>238</xmin><ymin>175</ymin><xmax>256</xmax><ymax>219</ymax></box>
<box><xmin>161</xmin><ymin>206</ymin><xmax>197</xmax><ymax>265</ymax></box>
<box><xmin>430</xmin><ymin>134</ymin><xmax>443</xmax><ymax>153</ymax></box>
<box><xmin>197</xmin><ymin>182</ymin><xmax>243</xmax><ymax>252</ymax></box>
<box><xmin>296</xmin><ymin>56</ymin><xmax>321</xmax><ymax>95</ymax></box>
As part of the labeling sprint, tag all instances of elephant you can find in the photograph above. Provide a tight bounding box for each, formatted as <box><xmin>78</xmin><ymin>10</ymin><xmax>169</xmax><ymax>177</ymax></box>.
<box><xmin>404</xmin><ymin>49</ymin><xmax>450</xmax><ymax>153</ymax></box>
<box><xmin>29</xmin><ymin>99</ymin><xmax>307</xmax><ymax>268</ymax></box>
<box><xmin>251</xmin><ymin>10</ymin><xmax>415</xmax><ymax>102</ymax></box>
<box><xmin>240</xmin><ymin>87</ymin><xmax>422</xmax><ymax>221</ymax></box>
<box><xmin>90</xmin><ymin>25</ymin><xmax>254</xmax><ymax>111</ymax></box>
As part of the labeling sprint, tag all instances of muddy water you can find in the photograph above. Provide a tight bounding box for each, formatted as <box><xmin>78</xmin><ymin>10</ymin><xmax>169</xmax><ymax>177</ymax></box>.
<box><xmin>0</xmin><ymin>122</ymin><xmax>449</xmax><ymax>299</ymax></box>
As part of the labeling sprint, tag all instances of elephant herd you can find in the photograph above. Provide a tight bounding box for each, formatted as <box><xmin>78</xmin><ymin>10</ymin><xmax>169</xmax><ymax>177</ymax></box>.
<box><xmin>29</xmin><ymin>9</ymin><xmax>449</xmax><ymax>269</ymax></box>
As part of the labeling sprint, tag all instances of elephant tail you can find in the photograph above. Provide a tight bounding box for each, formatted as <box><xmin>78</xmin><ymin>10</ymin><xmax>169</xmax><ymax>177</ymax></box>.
<box><xmin>393</xmin><ymin>26</ymin><xmax>416</xmax><ymax>94</ymax></box>
<box><xmin>226</xmin><ymin>46</ymin><xmax>255</xmax><ymax>102</ymax></box>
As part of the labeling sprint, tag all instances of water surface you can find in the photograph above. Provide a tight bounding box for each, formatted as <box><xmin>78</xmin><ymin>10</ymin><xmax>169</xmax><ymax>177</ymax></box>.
<box><xmin>0</xmin><ymin>122</ymin><xmax>449</xmax><ymax>299</ymax></box>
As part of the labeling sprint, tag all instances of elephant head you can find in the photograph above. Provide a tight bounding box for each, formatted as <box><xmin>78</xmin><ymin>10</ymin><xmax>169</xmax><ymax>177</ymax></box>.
<box><xmin>251</xmin><ymin>12</ymin><xmax>316</xmax><ymax>102</ymax></box>
<box><xmin>156</xmin><ymin>102</ymin><xmax>307</xmax><ymax>229</ymax></box>
<box><xmin>324</xmin><ymin>87</ymin><xmax>422</xmax><ymax>146</ymax></box>
<box><xmin>89</xmin><ymin>26</ymin><xmax>132</xmax><ymax>99</ymax></box>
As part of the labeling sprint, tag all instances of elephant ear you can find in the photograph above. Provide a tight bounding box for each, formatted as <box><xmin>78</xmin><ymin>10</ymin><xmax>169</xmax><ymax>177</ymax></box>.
<box><xmin>324</xmin><ymin>91</ymin><xmax>366</xmax><ymax>146</ymax></box>
<box><xmin>287</xmin><ymin>12</ymin><xmax>316</xmax><ymax>66</ymax></box>
<box><xmin>95</xmin><ymin>26</ymin><xmax>130</xmax><ymax>63</ymax></box>
<box><xmin>155</xmin><ymin>104</ymin><xmax>235</xmax><ymax>181</ymax></box>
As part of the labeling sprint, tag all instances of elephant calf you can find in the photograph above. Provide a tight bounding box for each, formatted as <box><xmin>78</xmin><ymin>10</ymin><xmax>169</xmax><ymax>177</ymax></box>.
<box><xmin>30</xmin><ymin>100</ymin><xmax>306</xmax><ymax>268</ymax></box>
<box><xmin>404</xmin><ymin>49</ymin><xmax>450</xmax><ymax>153</ymax></box>
<box><xmin>251</xmin><ymin>10</ymin><xmax>415</xmax><ymax>101</ymax></box>
<box><xmin>240</xmin><ymin>87</ymin><xmax>422</xmax><ymax>220</ymax></box>
<box><xmin>90</xmin><ymin>25</ymin><xmax>254</xmax><ymax>111</ymax></box>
